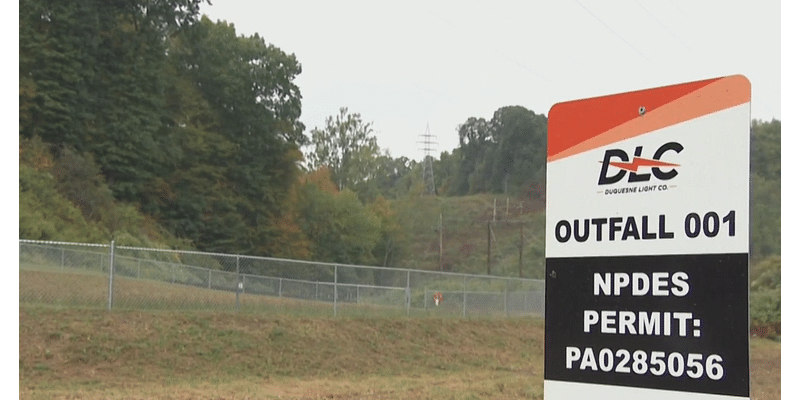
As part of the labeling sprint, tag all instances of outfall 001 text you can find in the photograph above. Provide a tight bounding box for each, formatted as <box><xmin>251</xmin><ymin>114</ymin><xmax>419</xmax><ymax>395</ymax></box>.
<box><xmin>553</xmin><ymin>211</ymin><xmax>736</xmax><ymax>243</ymax></box>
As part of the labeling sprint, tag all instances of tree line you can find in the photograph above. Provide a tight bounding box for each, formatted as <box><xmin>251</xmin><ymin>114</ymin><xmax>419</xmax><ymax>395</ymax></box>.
<box><xmin>18</xmin><ymin>0</ymin><xmax>780</xmax><ymax>277</ymax></box>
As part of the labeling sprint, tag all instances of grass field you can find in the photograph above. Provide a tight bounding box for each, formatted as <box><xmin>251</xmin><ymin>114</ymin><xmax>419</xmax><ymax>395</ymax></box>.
<box><xmin>19</xmin><ymin>267</ymin><xmax>342</xmax><ymax>316</ymax></box>
<box><xmin>18</xmin><ymin>307</ymin><xmax>780</xmax><ymax>400</ymax></box>
<box><xmin>19</xmin><ymin>261</ymin><xmax>780</xmax><ymax>399</ymax></box>
<box><xmin>19</xmin><ymin>265</ymin><xmax>526</xmax><ymax>319</ymax></box>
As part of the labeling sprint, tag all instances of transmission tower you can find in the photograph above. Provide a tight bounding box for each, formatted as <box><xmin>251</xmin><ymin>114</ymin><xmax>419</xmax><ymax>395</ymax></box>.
<box><xmin>417</xmin><ymin>123</ymin><xmax>437</xmax><ymax>196</ymax></box>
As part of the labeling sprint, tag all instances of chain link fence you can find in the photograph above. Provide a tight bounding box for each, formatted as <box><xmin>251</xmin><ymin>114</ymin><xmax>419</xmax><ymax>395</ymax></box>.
<box><xmin>19</xmin><ymin>239</ymin><xmax>544</xmax><ymax>318</ymax></box>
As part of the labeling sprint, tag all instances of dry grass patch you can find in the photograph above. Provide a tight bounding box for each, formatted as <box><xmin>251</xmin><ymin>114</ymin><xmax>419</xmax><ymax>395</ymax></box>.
<box><xmin>19</xmin><ymin>307</ymin><xmax>779</xmax><ymax>399</ymax></box>
<box><xmin>750</xmin><ymin>337</ymin><xmax>781</xmax><ymax>400</ymax></box>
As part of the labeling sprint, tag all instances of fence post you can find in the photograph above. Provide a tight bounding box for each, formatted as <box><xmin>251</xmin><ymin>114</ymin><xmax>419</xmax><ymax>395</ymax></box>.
<box><xmin>279</xmin><ymin>278</ymin><xmax>283</xmax><ymax>298</ymax></box>
<box><xmin>334</xmin><ymin>265</ymin><xmax>338</xmax><ymax>317</ymax></box>
<box><xmin>487</xmin><ymin>222</ymin><xmax>492</xmax><ymax>275</ymax></box>
<box><xmin>523</xmin><ymin>292</ymin><xmax>527</xmax><ymax>314</ymax></box>
<box><xmin>406</xmin><ymin>270</ymin><xmax>411</xmax><ymax>315</ymax></box>
<box><xmin>519</xmin><ymin>223</ymin><xmax>524</xmax><ymax>278</ymax></box>
<box><xmin>504</xmin><ymin>279</ymin><xmax>509</xmax><ymax>317</ymax></box>
<box><xmin>107</xmin><ymin>240</ymin><xmax>115</xmax><ymax>311</ymax></box>
<box><xmin>236</xmin><ymin>255</ymin><xmax>241</xmax><ymax>311</ymax></box>
<box><xmin>462</xmin><ymin>275</ymin><xmax>467</xmax><ymax>318</ymax></box>
<box><xmin>208</xmin><ymin>269</ymin><xmax>212</xmax><ymax>290</ymax></box>
<box><xmin>61</xmin><ymin>248</ymin><xmax>65</xmax><ymax>271</ymax></box>
<box><xmin>438</xmin><ymin>214</ymin><xmax>443</xmax><ymax>271</ymax></box>
<box><xmin>137</xmin><ymin>259</ymin><xmax>141</xmax><ymax>279</ymax></box>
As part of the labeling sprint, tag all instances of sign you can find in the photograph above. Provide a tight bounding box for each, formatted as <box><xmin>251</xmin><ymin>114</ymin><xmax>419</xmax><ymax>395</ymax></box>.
<box><xmin>544</xmin><ymin>75</ymin><xmax>751</xmax><ymax>399</ymax></box>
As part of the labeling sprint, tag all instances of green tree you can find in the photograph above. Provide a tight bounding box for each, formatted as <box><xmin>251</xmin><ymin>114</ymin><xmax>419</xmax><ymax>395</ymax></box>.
<box><xmin>434</xmin><ymin>150</ymin><xmax>459</xmax><ymax>195</ymax></box>
<box><xmin>367</xmin><ymin>195</ymin><xmax>402</xmax><ymax>268</ymax></box>
<box><xmin>305</xmin><ymin>107</ymin><xmax>380</xmax><ymax>199</ymax></box>
<box><xmin>153</xmin><ymin>16</ymin><xmax>306</xmax><ymax>255</ymax></box>
<box><xmin>19</xmin><ymin>2</ymin><xmax>313</xmax><ymax>256</ymax></box>
<box><xmin>448</xmin><ymin>106</ymin><xmax>548</xmax><ymax>196</ymax></box>
<box><xmin>19</xmin><ymin>0</ymin><xmax>207</xmax><ymax>202</ymax></box>
<box><xmin>749</xmin><ymin>255</ymin><xmax>780</xmax><ymax>338</ymax></box>
<box><xmin>19</xmin><ymin>136</ymin><xmax>145</xmax><ymax>245</ymax></box>
<box><xmin>368</xmin><ymin>154</ymin><xmax>417</xmax><ymax>200</ymax></box>
<box><xmin>749</xmin><ymin>119</ymin><xmax>781</xmax><ymax>262</ymax></box>
<box><xmin>449</xmin><ymin>117</ymin><xmax>492</xmax><ymax>195</ymax></box>
<box><xmin>19</xmin><ymin>136</ymin><xmax>107</xmax><ymax>242</ymax></box>
<box><xmin>295</xmin><ymin>168</ymin><xmax>381</xmax><ymax>265</ymax></box>
<box><xmin>487</xmin><ymin>106</ymin><xmax>548</xmax><ymax>195</ymax></box>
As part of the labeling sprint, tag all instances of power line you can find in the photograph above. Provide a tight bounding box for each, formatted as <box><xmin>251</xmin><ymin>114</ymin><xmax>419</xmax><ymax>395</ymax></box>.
<box><xmin>632</xmin><ymin>0</ymin><xmax>693</xmax><ymax>52</ymax></box>
<box><xmin>493</xmin><ymin>49</ymin><xmax>552</xmax><ymax>83</ymax></box>
<box><xmin>666</xmin><ymin>0</ymin><xmax>690</xmax><ymax>18</ymax></box>
<box><xmin>423</xmin><ymin>7</ymin><xmax>551</xmax><ymax>83</ymax></box>
<box><xmin>572</xmin><ymin>0</ymin><xmax>651</xmax><ymax>62</ymax></box>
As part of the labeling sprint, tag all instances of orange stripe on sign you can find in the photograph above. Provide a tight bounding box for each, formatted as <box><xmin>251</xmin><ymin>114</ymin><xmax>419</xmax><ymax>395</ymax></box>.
<box><xmin>547</xmin><ymin>77</ymin><xmax>719</xmax><ymax>159</ymax></box>
<box><xmin>547</xmin><ymin>75</ymin><xmax>751</xmax><ymax>162</ymax></box>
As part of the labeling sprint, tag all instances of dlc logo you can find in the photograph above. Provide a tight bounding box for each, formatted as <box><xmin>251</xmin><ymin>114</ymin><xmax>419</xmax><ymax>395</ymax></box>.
<box><xmin>598</xmin><ymin>142</ymin><xmax>683</xmax><ymax>185</ymax></box>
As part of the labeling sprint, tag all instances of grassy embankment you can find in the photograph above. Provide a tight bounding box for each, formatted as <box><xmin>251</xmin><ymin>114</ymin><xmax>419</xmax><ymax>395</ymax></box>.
<box><xmin>18</xmin><ymin>192</ymin><xmax>778</xmax><ymax>399</ymax></box>
<box><xmin>18</xmin><ymin>307</ymin><xmax>781</xmax><ymax>400</ymax></box>
<box><xmin>19</xmin><ymin>306</ymin><xmax>545</xmax><ymax>400</ymax></box>
<box><xmin>19</xmin><ymin>267</ymin><xmax>780</xmax><ymax>400</ymax></box>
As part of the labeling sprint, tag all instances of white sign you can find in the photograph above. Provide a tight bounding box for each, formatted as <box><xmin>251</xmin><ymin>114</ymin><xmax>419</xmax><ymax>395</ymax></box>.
<box><xmin>545</xmin><ymin>75</ymin><xmax>751</xmax><ymax>399</ymax></box>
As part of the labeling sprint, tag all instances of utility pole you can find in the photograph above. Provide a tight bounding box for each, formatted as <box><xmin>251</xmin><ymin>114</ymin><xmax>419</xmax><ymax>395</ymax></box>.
<box><xmin>487</xmin><ymin>221</ymin><xmax>492</xmax><ymax>275</ymax></box>
<box><xmin>519</xmin><ymin>223</ymin><xmax>524</xmax><ymax>278</ymax></box>
<box><xmin>438</xmin><ymin>213</ymin><xmax>443</xmax><ymax>271</ymax></box>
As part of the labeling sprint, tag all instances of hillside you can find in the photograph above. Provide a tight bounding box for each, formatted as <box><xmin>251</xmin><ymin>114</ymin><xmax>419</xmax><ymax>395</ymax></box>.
<box><xmin>18</xmin><ymin>308</ymin><xmax>780</xmax><ymax>400</ymax></box>
<box><xmin>19</xmin><ymin>308</ymin><xmax>546</xmax><ymax>400</ymax></box>
<box><xmin>18</xmin><ymin>136</ymin><xmax>189</xmax><ymax>250</ymax></box>
<box><xmin>390</xmin><ymin>193</ymin><xmax>546</xmax><ymax>279</ymax></box>
<box><xmin>20</xmin><ymin>133</ymin><xmax>548</xmax><ymax>279</ymax></box>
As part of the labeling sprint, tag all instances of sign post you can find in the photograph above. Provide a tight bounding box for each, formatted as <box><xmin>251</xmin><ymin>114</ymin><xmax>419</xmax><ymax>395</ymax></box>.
<box><xmin>544</xmin><ymin>75</ymin><xmax>751</xmax><ymax>399</ymax></box>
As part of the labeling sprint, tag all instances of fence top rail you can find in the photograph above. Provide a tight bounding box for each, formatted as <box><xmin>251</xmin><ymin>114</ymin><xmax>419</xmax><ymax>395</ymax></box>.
<box><xmin>240</xmin><ymin>274</ymin><xmax>407</xmax><ymax>291</ymax></box>
<box><xmin>19</xmin><ymin>239</ymin><xmax>109</xmax><ymax>248</ymax></box>
<box><xmin>312</xmin><ymin>281</ymin><xmax>407</xmax><ymax>291</ymax></box>
<box><xmin>20</xmin><ymin>239</ymin><xmax>543</xmax><ymax>284</ymax></box>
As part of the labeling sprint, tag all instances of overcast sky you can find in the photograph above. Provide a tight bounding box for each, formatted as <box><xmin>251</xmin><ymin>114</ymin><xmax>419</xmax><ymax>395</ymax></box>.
<box><xmin>201</xmin><ymin>1</ymin><xmax>780</xmax><ymax>161</ymax></box>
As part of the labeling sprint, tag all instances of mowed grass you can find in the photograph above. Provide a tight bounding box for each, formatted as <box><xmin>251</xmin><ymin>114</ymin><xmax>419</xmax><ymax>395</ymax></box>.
<box><xmin>19</xmin><ymin>267</ymin><xmax>413</xmax><ymax>318</ymax></box>
<box><xmin>750</xmin><ymin>338</ymin><xmax>782</xmax><ymax>400</ymax></box>
<box><xmin>18</xmin><ymin>308</ymin><xmax>781</xmax><ymax>400</ymax></box>
<box><xmin>20</xmin><ymin>265</ymin><xmax>530</xmax><ymax>319</ymax></box>
<box><xmin>19</xmin><ymin>268</ymin><xmax>780</xmax><ymax>399</ymax></box>
<box><xmin>19</xmin><ymin>307</ymin><xmax>545</xmax><ymax>400</ymax></box>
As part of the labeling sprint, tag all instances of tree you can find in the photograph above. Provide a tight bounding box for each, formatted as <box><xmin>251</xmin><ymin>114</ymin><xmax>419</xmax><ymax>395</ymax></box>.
<box><xmin>449</xmin><ymin>117</ymin><xmax>492</xmax><ymax>195</ymax></box>
<box><xmin>367</xmin><ymin>153</ymin><xmax>417</xmax><ymax>200</ymax></box>
<box><xmin>19</xmin><ymin>2</ymin><xmax>314</xmax><ymax>256</ymax></box>
<box><xmin>487</xmin><ymin>106</ymin><xmax>548</xmax><ymax>195</ymax></box>
<box><xmin>434</xmin><ymin>150</ymin><xmax>459</xmax><ymax>195</ymax></box>
<box><xmin>305</xmin><ymin>107</ymin><xmax>380</xmax><ymax>199</ymax></box>
<box><xmin>152</xmin><ymin>16</ymin><xmax>307</xmax><ymax>255</ymax></box>
<box><xmin>749</xmin><ymin>119</ymin><xmax>781</xmax><ymax>262</ymax></box>
<box><xmin>295</xmin><ymin>168</ymin><xmax>381</xmax><ymax>265</ymax></box>
<box><xmin>367</xmin><ymin>195</ymin><xmax>402</xmax><ymax>268</ymax></box>
<box><xmin>19</xmin><ymin>0</ymin><xmax>208</xmax><ymax>202</ymax></box>
<box><xmin>19</xmin><ymin>136</ymin><xmax>107</xmax><ymax>242</ymax></box>
<box><xmin>750</xmin><ymin>255</ymin><xmax>780</xmax><ymax>338</ymax></box>
<box><xmin>448</xmin><ymin>106</ymin><xmax>548</xmax><ymax>197</ymax></box>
